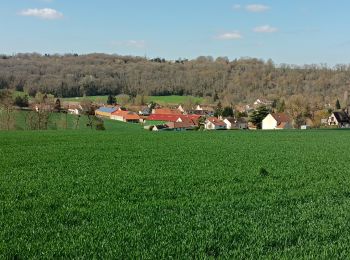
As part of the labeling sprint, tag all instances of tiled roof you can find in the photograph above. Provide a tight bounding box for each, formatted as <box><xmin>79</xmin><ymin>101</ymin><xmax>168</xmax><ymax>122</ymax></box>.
<box><xmin>271</xmin><ymin>113</ymin><xmax>290</xmax><ymax>124</ymax></box>
<box><xmin>207</xmin><ymin>117</ymin><xmax>226</xmax><ymax>126</ymax></box>
<box><xmin>112</xmin><ymin>110</ymin><xmax>140</xmax><ymax>120</ymax></box>
<box><xmin>153</xmin><ymin>108</ymin><xmax>182</xmax><ymax>115</ymax></box>
<box><xmin>166</xmin><ymin>121</ymin><xmax>195</xmax><ymax>129</ymax></box>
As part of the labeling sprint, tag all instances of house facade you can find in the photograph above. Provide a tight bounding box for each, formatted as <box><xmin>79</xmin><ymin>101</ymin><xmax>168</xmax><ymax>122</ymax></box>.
<box><xmin>224</xmin><ymin>117</ymin><xmax>248</xmax><ymax>130</ymax></box>
<box><xmin>205</xmin><ymin>117</ymin><xmax>226</xmax><ymax>130</ymax></box>
<box><xmin>262</xmin><ymin>113</ymin><xmax>292</xmax><ymax>130</ymax></box>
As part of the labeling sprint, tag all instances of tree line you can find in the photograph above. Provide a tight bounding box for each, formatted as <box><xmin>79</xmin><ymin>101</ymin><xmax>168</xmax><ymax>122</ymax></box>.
<box><xmin>0</xmin><ymin>53</ymin><xmax>350</xmax><ymax>107</ymax></box>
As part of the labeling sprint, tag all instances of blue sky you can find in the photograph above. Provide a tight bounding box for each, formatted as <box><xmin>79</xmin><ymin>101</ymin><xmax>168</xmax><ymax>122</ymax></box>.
<box><xmin>1</xmin><ymin>0</ymin><xmax>350</xmax><ymax>65</ymax></box>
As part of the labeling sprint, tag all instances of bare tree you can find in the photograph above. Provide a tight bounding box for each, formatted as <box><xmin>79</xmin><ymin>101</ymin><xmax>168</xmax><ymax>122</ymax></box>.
<box><xmin>0</xmin><ymin>90</ymin><xmax>16</xmax><ymax>130</ymax></box>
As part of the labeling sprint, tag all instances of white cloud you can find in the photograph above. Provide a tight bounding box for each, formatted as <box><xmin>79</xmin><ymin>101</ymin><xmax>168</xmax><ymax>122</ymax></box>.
<box><xmin>19</xmin><ymin>8</ymin><xmax>63</xmax><ymax>19</ymax></box>
<box><xmin>253</xmin><ymin>25</ymin><xmax>278</xmax><ymax>33</ymax></box>
<box><xmin>111</xmin><ymin>40</ymin><xmax>146</xmax><ymax>49</ymax></box>
<box><xmin>233</xmin><ymin>4</ymin><xmax>241</xmax><ymax>10</ymax></box>
<box><xmin>246</xmin><ymin>4</ymin><xmax>270</xmax><ymax>12</ymax></box>
<box><xmin>216</xmin><ymin>32</ymin><xmax>242</xmax><ymax>40</ymax></box>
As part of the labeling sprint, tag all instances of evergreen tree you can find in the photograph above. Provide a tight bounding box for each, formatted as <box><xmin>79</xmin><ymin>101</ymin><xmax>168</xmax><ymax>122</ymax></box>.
<box><xmin>222</xmin><ymin>106</ymin><xmax>234</xmax><ymax>117</ymax></box>
<box><xmin>107</xmin><ymin>94</ymin><xmax>116</xmax><ymax>105</ymax></box>
<box><xmin>14</xmin><ymin>95</ymin><xmax>29</xmax><ymax>107</ymax></box>
<box><xmin>54</xmin><ymin>98</ymin><xmax>61</xmax><ymax>111</ymax></box>
<box><xmin>249</xmin><ymin>106</ymin><xmax>270</xmax><ymax>129</ymax></box>
<box><xmin>214</xmin><ymin>102</ymin><xmax>223</xmax><ymax>117</ymax></box>
<box><xmin>336</xmin><ymin>99</ymin><xmax>341</xmax><ymax>110</ymax></box>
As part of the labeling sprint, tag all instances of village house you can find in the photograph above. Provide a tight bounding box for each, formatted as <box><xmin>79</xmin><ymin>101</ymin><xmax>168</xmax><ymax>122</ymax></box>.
<box><xmin>224</xmin><ymin>117</ymin><xmax>248</xmax><ymax>130</ymax></box>
<box><xmin>138</xmin><ymin>106</ymin><xmax>151</xmax><ymax>116</ymax></box>
<box><xmin>204</xmin><ymin>117</ymin><xmax>226</xmax><ymax>130</ymax></box>
<box><xmin>262</xmin><ymin>113</ymin><xmax>292</xmax><ymax>130</ymax></box>
<box><xmin>67</xmin><ymin>104</ymin><xmax>83</xmax><ymax>115</ymax></box>
<box><xmin>254</xmin><ymin>98</ymin><xmax>273</xmax><ymax>107</ymax></box>
<box><xmin>327</xmin><ymin>111</ymin><xmax>350</xmax><ymax>128</ymax></box>
<box><xmin>177</xmin><ymin>105</ymin><xmax>185</xmax><ymax>113</ymax></box>
<box><xmin>110</xmin><ymin>110</ymin><xmax>141</xmax><ymax>123</ymax></box>
<box><xmin>188</xmin><ymin>106</ymin><xmax>215</xmax><ymax>116</ymax></box>
<box><xmin>195</xmin><ymin>105</ymin><xmax>203</xmax><ymax>111</ymax></box>
<box><xmin>166</xmin><ymin>121</ymin><xmax>196</xmax><ymax>131</ymax></box>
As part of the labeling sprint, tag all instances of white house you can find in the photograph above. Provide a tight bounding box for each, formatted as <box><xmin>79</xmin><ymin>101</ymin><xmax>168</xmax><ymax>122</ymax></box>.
<box><xmin>195</xmin><ymin>105</ymin><xmax>203</xmax><ymax>111</ymax></box>
<box><xmin>205</xmin><ymin>117</ymin><xmax>226</xmax><ymax>130</ymax></box>
<box><xmin>327</xmin><ymin>111</ymin><xmax>350</xmax><ymax>128</ymax></box>
<box><xmin>262</xmin><ymin>113</ymin><xmax>292</xmax><ymax>130</ymax></box>
<box><xmin>224</xmin><ymin>118</ymin><xmax>236</xmax><ymax>129</ymax></box>
<box><xmin>178</xmin><ymin>105</ymin><xmax>185</xmax><ymax>113</ymax></box>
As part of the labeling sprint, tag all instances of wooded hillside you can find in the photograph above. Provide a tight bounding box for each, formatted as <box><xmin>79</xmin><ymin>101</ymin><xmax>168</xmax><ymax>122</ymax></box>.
<box><xmin>1</xmin><ymin>53</ymin><xmax>349</xmax><ymax>105</ymax></box>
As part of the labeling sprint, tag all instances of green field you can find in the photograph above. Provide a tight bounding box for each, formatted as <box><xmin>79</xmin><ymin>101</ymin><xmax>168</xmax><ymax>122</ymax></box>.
<box><xmin>1</xmin><ymin>127</ymin><xmax>350</xmax><ymax>258</ymax></box>
<box><xmin>11</xmin><ymin>91</ymin><xmax>206</xmax><ymax>105</ymax></box>
<box><xmin>62</xmin><ymin>95</ymin><xmax>205</xmax><ymax>105</ymax></box>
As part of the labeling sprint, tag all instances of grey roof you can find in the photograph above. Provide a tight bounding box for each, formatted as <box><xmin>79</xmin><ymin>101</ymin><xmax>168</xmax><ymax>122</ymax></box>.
<box><xmin>97</xmin><ymin>107</ymin><xmax>118</xmax><ymax>113</ymax></box>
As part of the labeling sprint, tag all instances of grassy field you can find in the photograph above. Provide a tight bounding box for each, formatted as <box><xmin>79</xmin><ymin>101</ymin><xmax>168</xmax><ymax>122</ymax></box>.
<box><xmin>1</xmin><ymin>127</ymin><xmax>350</xmax><ymax>258</ymax></box>
<box><xmin>11</xmin><ymin>91</ymin><xmax>207</xmax><ymax>106</ymax></box>
<box><xmin>7</xmin><ymin>111</ymin><xmax>101</xmax><ymax>131</ymax></box>
<box><xmin>62</xmin><ymin>95</ymin><xmax>205</xmax><ymax>105</ymax></box>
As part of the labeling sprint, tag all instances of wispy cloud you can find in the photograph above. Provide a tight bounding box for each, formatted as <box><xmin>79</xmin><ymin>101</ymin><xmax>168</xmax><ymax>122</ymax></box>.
<box><xmin>19</xmin><ymin>8</ymin><xmax>63</xmax><ymax>19</ymax></box>
<box><xmin>253</xmin><ymin>25</ymin><xmax>278</xmax><ymax>33</ymax></box>
<box><xmin>111</xmin><ymin>40</ymin><xmax>146</xmax><ymax>49</ymax></box>
<box><xmin>246</xmin><ymin>4</ymin><xmax>270</xmax><ymax>12</ymax></box>
<box><xmin>233</xmin><ymin>4</ymin><xmax>241</xmax><ymax>10</ymax></box>
<box><xmin>216</xmin><ymin>32</ymin><xmax>243</xmax><ymax>40</ymax></box>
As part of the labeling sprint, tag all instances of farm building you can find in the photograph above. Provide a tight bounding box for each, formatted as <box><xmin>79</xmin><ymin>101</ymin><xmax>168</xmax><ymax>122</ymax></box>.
<box><xmin>262</xmin><ymin>113</ymin><xmax>292</xmax><ymax>130</ymax></box>
<box><xmin>110</xmin><ymin>110</ymin><xmax>141</xmax><ymax>123</ymax></box>
<box><xmin>166</xmin><ymin>121</ymin><xmax>196</xmax><ymax>131</ymax></box>
<box><xmin>205</xmin><ymin>117</ymin><xmax>226</xmax><ymax>130</ymax></box>
<box><xmin>327</xmin><ymin>111</ymin><xmax>350</xmax><ymax>128</ymax></box>
<box><xmin>95</xmin><ymin>106</ymin><xmax>119</xmax><ymax>117</ymax></box>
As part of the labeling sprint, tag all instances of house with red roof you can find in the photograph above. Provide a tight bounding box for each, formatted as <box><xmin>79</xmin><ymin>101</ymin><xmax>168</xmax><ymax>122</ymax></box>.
<box><xmin>111</xmin><ymin>110</ymin><xmax>141</xmax><ymax>123</ymax></box>
<box><xmin>204</xmin><ymin>117</ymin><xmax>226</xmax><ymax>130</ymax></box>
<box><xmin>262</xmin><ymin>113</ymin><xmax>292</xmax><ymax>130</ymax></box>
